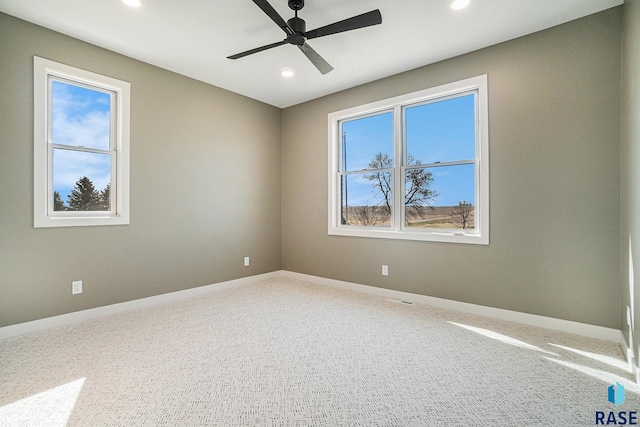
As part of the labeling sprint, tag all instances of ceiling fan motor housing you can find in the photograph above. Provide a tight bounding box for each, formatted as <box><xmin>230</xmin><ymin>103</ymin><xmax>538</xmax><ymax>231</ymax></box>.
<box><xmin>286</xmin><ymin>16</ymin><xmax>306</xmax><ymax>45</ymax></box>
<box><xmin>288</xmin><ymin>0</ymin><xmax>304</xmax><ymax>10</ymax></box>
<box><xmin>286</xmin><ymin>0</ymin><xmax>306</xmax><ymax>45</ymax></box>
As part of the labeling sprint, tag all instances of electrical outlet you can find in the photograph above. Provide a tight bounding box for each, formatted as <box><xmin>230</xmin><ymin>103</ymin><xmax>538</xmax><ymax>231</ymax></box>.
<box><xmin>72</xmin><ymin>280</ymin><xmax>82</xmax><ymax>295</ymax></box>
<box><xmin>382</xmin><ymin>265</ymin><xmax>388</xmax><ymax>276</ymax></box>
<box><xmin>244</xmin><ymin>256</ymin><xmax>250</xmax><ymax>267</ymax></box>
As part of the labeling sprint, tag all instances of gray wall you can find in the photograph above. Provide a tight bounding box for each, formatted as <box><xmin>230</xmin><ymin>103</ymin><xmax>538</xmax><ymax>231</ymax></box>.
<box><xmin>0</xmin><ymin>7</ymin><xmax>627</xmax><ymax>331</ymax></box>
<box><xmin>621</xmin><ymin>0</ymin><xmax>640</xmax><ymax>363</ymax></box>
<box><xmin>0</xmin><ymin>13</ymin><xmax>282</xmax><ymax>327</ymax></box>
<box><xmin>282</xmin><ymin>8</ymin><xmax>622</xmax><ymax>328</ymax></box>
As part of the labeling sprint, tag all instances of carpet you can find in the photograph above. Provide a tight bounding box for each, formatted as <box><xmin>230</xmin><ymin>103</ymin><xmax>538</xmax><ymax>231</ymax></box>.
<box><xmin>0</xmin><ymin>277</ymin><xmax>636</xmax><ymax>426</ymax></box>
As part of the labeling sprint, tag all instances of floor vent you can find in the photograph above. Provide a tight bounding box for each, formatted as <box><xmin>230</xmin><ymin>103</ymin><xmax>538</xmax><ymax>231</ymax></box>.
<box><xmin>387</xmin><ymin>298</ymin><xmax>414</xmax><ymax>306</ymax></box>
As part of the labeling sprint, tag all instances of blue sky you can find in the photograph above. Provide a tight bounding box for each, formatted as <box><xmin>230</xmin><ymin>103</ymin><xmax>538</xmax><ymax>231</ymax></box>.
<box><xmin>341</xmin><ymin>94</ymin><xmax>476</xmax><ymax>207</ymax></box>
<box><xmin>51</xmin><ymin>80</ymin><xmax>112</xmax><ymax>203</ymax></box>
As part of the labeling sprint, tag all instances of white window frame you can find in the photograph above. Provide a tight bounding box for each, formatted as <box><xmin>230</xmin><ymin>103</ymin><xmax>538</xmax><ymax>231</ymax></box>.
<box><xmin>34</xmin><ymin>56</ymin><xmax>130</xmax><ymax>228</ymax></box>
<box><xmin>328</xmin><ymin>75</ymin><xmax>489</xmax><ymax>245</ymax></box>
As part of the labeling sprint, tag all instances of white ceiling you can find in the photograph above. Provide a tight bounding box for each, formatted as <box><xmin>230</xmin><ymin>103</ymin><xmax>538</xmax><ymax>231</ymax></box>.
<box><xmin>0</xmin><ymin>0</ymin><xmax>623</xmax><ymax>108</ymax></box>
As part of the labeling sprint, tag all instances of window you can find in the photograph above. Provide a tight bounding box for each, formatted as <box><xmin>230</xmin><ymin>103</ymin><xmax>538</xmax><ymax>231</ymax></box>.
<box><xmin>34</xmin><ymin>57</ymin><xmax>130</xmax><ymax>227</ymax></box>
<box><xmin>328</xmin><ymin>75</ymin><xmax>488</xmax><ymax>244</ymax></box>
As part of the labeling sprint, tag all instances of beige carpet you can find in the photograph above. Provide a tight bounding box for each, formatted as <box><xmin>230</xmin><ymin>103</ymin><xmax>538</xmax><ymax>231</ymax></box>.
<box><xmin>0</xmin><ymin>277</ymin><xmax>637</xmax><ymax>426</ymax></box>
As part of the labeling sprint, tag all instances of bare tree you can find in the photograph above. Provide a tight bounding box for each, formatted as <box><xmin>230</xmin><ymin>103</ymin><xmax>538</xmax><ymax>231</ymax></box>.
<box><xmin>451</xmin><ymin>200</ymin><xmax>474</xmax><ymax>229</ymax></box>
<box><xmin>363</xmin><ymin>152</ymin><xmax>438</xmax><ymax>219</ymax></box>
<box><xmin>350</xmin><ymin>202</ymin><xmax>390</xmax><ymax>226</ymax></box>
<box><xmin>360</xmin><ymin>153</ymin><xmax>392</xmax><ymax>217</ymax></box>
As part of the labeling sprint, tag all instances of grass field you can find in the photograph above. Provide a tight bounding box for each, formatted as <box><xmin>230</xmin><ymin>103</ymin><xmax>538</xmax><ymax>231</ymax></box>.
<box><xmin>342</xmin><ymin>205</ymin><xmax>475</xmax><ymax>229</ymax></box>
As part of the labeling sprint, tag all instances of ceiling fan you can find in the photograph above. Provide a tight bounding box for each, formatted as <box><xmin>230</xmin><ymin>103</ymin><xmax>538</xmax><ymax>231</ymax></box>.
<box><xmin>228</xmin><ymin>0</ymin><xmax>382</xmax><ymax>75</ymax></box>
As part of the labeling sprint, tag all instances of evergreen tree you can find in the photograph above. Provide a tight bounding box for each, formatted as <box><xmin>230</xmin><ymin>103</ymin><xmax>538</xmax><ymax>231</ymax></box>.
<box><xmin>67</xmin><ymin>176</ymin><xmax>100</xmax><ymax>211</ymax></box>
<box><xmin>99</xmin><ymin>183</ymin><xmax>111</xmax><ymax>210</ymax></box>
<box><xmin>53</xmin><ymin>191</ymin><xmax>66</xmax><ymax>211</ymax></box>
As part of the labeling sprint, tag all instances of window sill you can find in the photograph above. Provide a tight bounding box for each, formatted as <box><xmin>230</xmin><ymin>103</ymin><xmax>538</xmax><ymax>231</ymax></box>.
<box><xmin>328</xmin><ymin>227</ymin><xmax>488</xmax><ymax>245</ymax></box>
<box><xmin>34</xmin><ymin>214</ymin><xmax>129</xmax><ymax>228</ymax></box>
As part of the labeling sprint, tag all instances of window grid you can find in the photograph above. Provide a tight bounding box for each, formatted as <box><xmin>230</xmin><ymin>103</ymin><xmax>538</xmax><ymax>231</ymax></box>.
<box><xmin>328</xmin><ymin>75</ymin><xmax>488</xmax><ymax>244</ymax></box>
<box><xmin>401</xmin><ymin>91</ymin><xmax>479</xmax><ymax>233</ymax></box>
<box><xmin>34</xmin><ymin>56</ymin><xmax>130</xmax><ymax>228</ymax></box>
<box><xmin>47</xmin><ymin>76</ymin><xmax>118</xmax><ymax>216</ymax></box>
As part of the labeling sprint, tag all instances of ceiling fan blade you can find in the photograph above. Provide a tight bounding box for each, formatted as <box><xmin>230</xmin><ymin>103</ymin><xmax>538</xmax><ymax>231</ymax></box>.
<box><xmin>252</xmin><ymin>0</ymin><xmax>294</xmax><ymax>35</ymax></box>
<box><xmin>306</xmin><ymin>9</ymin><xmax>382</xmax><ymax>40</ymax></box>
<box><xmin>298</xmin><ymin>43</ymin><xmax>334</xmax><ymax>75</ymax></box>
<box><xmin>227</xmin><ymin>40</ymin><xmax>287</xmax><ymax>59</ymax></box>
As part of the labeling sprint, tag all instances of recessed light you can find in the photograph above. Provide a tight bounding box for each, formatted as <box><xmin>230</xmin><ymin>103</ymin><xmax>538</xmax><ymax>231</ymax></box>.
<box><xmin>451</xmin><ymin>0</ymin><xmax>470</xmax><ymax>10</ymax></box>
<box><xmin>122</xmin><ymin>0</ymin><xmax>143</xmax><ymax>8</ymax></box>
<box><xmin>281</xmin><ymin>70</ymin><xmax>294</xmax><ymax>78</ymax></box>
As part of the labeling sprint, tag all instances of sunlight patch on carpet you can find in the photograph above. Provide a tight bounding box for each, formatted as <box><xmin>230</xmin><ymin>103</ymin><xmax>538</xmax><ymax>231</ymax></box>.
<box><xmin>544</xmin><ymin>358</ymin><xmax>640</xmax><ymax>394</ymax></box>
<box><xmin>0</xmin><ymin>377</ymin><xmax>85</xmax><ymax>426</ymax></box>
<box><xmin>449</xmin><ymin>321</ymin><xmax>558</xmax><ymax>355</ymax></box>
<box><xmin>549</xmin><ymin>343</ymin><xmax>631</xmax><ymax>373</ymax></box>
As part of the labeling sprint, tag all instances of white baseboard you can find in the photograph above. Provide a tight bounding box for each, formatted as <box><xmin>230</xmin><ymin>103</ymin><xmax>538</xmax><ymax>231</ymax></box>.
<box><xmin>0</xmin><ymin>270</ymin><xmax>623</xmax><ymax>346</ymax></box>
<box><xmin>281</xmin><ymin>271</ymin><xmax>623</xmax><ymax>343</ymax></box>
<box><xmin>0</xmin><ymin>271</ymin><xmax>280</xmax><ymax>341</ymax></box>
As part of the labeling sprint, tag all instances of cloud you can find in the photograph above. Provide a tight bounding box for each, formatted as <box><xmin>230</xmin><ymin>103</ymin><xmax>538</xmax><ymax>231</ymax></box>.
<box><xmin>50</xmin><ymin>81</ymin><xmax>112</xmax><ymax>194</ymax></box>
<box><xmin>53</xmin><ymin>149</ymin><xmax>111</xmax><ymax>191</ymax></box>
<box><xmin>51</xmin><ymin>80</ymin><xmax>111</xmax><ymax>150</ymax></box>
